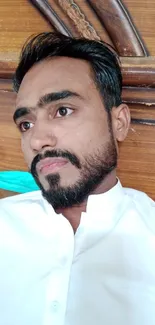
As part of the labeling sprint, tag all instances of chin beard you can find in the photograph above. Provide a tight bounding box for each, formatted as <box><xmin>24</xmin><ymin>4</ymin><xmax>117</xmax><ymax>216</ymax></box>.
<box><xmin>31</xmin><ymin>139</ymin><xmax>117</xmax><ymax>210</ymax></box>
<box><xmin>39</xmin><ymin>166</ymin><xmax>116</xmax><ymax>210</ymax></box>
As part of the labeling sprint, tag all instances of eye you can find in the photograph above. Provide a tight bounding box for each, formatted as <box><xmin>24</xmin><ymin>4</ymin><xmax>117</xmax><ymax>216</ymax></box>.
<box><xmin>56</xmin><ymin>107</ymin><xmax>73</xmax><ymax>118</ymax></box>
<box><xmin>18</xmin><ymin>121</ymin><xmax>34</xmax><ymax>132</ymax></box>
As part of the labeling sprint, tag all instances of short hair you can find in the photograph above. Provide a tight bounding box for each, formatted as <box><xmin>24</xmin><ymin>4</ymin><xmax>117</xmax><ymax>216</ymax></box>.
<box><xmin>13</xmin><ymin>32</ymin><xmax>122</xmax><ymax>112</ymax></box>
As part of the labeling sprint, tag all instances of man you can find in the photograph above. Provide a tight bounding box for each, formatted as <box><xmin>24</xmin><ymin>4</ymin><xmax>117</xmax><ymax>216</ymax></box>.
<box><xmin>0</xmin><ymin>32</ymin><xmax>155</xmax><ymax>325</ymax></box>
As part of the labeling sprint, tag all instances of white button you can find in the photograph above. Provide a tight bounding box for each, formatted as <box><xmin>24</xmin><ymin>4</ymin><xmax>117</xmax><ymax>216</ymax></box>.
<box><xmin>51</xmin><ymin>300</ymin><xmax>59</xmax><ymax>312</ymax></box>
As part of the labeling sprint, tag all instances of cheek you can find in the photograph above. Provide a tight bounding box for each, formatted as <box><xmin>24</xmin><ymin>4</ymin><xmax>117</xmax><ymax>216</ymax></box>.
<box><xmin>59</xmin><ymin>119</ymin><xmax>109</xmax><ymax>155</ymax></box>
<box><xmin>21</xmin><ymin>138</ymin><xmax>33</xmax><ymax>168</ymax></box>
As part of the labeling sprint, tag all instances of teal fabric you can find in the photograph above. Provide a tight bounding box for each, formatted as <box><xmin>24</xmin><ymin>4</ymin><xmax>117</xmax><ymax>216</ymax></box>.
<box><xmin>0</xmin><ymin>171</ymin><xmax>39</xmax><ymax>193</ymax></box>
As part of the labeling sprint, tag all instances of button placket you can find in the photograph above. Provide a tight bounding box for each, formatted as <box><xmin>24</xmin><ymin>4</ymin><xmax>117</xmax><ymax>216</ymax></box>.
<box><xmin>43</xmin><ymin>219</ymin><xmax>75</xmax><ymax>325</ymax></box>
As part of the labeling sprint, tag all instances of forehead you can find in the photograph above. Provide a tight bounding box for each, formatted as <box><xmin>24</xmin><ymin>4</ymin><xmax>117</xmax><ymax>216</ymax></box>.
<box><xmin>16</xmin><ymin>57</ymin><xmax>97</xmax><ymax>107</ymax></box>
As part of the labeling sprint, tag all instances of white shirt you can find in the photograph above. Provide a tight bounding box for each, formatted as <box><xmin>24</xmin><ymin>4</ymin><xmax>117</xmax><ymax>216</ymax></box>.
<box><xmin>0</xmin><ymin>180</ymin><xmax>155</xmax><ymax>325</ymax></box>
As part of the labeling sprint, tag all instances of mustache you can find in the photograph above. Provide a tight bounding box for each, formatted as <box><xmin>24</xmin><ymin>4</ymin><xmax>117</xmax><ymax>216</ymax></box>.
<box><xmin>30</xmin><ymin>149</ymin><xmax>81</xmax><ymax>176</ymax></box>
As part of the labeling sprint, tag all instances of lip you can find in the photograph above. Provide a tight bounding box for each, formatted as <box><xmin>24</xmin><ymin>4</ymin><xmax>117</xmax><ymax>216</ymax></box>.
<box><xmin>37</xmin><ymin>157</ymin><xmax>68</xmax><ymax>176</ymax></box>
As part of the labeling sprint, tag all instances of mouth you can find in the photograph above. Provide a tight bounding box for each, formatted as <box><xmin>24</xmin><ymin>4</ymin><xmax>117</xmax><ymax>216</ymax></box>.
<box><xmin>37</xmin><ymin>157</ymin><xmax>68</xmax><ymax>176</ymax></box>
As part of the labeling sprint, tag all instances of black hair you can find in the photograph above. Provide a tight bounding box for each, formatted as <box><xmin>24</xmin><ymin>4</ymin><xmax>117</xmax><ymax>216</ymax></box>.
<box><xmin>13</xmin><ymin>32</ymin><xmax>122</xmax><ymax>112</ymax></box>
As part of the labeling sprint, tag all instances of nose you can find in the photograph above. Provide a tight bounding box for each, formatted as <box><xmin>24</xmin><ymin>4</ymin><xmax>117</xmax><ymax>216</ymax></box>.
<box><xmin>30</xmin><ymin>120</ymin><xmax>57</xmax><ymax>152</ymax></box>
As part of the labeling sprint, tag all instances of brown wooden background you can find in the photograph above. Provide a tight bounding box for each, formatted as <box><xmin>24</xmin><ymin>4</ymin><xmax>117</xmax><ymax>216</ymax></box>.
<box><xmin>0</xmin><ymin>0</ymin><xmax>155</xmax><ymax>199</ymax></box>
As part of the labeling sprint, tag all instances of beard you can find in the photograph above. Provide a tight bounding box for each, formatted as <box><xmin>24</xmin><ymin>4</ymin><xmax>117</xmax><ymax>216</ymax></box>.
<box><xmin>30</xmin><ymin>134</ymin><xmax>117</xmax><ymax>210</ymax></box>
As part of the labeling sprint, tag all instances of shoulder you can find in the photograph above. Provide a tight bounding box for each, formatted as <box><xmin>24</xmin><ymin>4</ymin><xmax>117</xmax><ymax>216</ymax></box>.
<box><xmin>0</xmin><ymin>190</ymin><xmax>43</xmax><ymax>205</ymax></box>
<box><xmin>124</xmin><ymin>187</ymin><xmax>155</xmax><ymax>208</ymax></box>
<box><xmin>0</xmin><ymin>191</ymin><xmax>58</xmax><ymax>240</ymax></box>
<box><xmin>0</xmin><ymin>191</ymin><xmax>50</xmax><ymax>217</ymax></box>
<box><xmin>0</xmin><ymin>191</ymin><xmax>65</xmax><ymax>252</ymax></box>
<box><xmin>123</xmin><ymin>186</ymin><xmax>155</xmax><ymax>228</ymax></box>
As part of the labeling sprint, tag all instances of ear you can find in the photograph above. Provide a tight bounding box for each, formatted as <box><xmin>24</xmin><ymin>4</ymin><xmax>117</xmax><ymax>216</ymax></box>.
<box><xmin>111</xmin><ymin>104</ymin><xmax>130</xmax><ymax>142</ymax></box>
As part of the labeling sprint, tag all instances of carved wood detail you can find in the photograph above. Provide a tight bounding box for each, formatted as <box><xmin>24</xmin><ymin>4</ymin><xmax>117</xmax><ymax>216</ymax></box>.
<box><xmin>57</xmin><ymin>0</ymin><xmax>100</xmax><ymax>40</ymax></box>
<box><xmin>87</xmin><ymin>0</ymin><xmax>148</xmax><ymax>56</ymax></box>
<box><xmin>30</xmin><ymin>0</ymin><xmax>148</xmax><ymax>56</ymax></box>
<box><xmin>30</xmin><ymin>0</ymin><xmax>72</xmax><ymax>36</ymax></box>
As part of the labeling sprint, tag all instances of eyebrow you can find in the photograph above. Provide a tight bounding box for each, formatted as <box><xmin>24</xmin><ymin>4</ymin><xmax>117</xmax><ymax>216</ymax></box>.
<box><xmin>13</xmin><ymin>107</ymin><xmax>30</xmax><ymax>123</ymax></box>
<box><xmin>38</xmin><ymin>90</ymin><xmax>81</xmax><ymax>108</ymax></box>
<box><xmin>13</xmin><ymin>90</ymin><xmax>81</xmax><ymax>123</ymax></box>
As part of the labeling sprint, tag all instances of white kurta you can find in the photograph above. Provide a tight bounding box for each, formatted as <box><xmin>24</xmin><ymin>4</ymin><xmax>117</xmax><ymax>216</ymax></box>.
<box><xmin>0</xmin><ymin>181</ymin><xmax>155</xmax><ymax>325</ymax></box>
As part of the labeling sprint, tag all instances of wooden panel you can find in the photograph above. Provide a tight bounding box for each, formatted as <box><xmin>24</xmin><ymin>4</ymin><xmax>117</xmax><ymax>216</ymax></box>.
<box><xmin>0</xmin><ymin>0</ymin><xmax>51</xmax><ymax>62</ymax></box>
<box><xmin>121</xmin><ymin>57</ymin><xmax>155</xmax><ymax>86</ymax></box>
<box><xmin>1</xmin><ymin>0</ymin><xmax>154</xmax><ymax>62</ymax></box>
<box><xmin>123</xmin><ymin>0</ymin><xmax>155</xmax><ymax>55</ymax></box>
<box><xmin>31</xmin><ymin>0</ymin><xmax>149</xmax><ymax>57</ymax></box>
<box><xmin>30</xmin><ymin>0</ymin><xmax>73</xmax><ymax>36</ymax></box>
<box><xmin>0</xmin><ymin>0</ymin><xmax>113</xmax><ymax>64</ymax></box>
<box><xmin>118</xmin><ymin>122</ymin><xmax>155</xmax><ymax>199</ymax></box>
<box><xmin>0</xmin><ymin>189</ymin><xmax>17</xmax><ymax>198</ymax></box>
<box><xmin>0</xmin><ymin>90</ymin><xmax>27</xmax><ymax>171</ymax></box>
<box><xmin>87</xmin><ymin>0</ymin><xmax>148</xmax><ymax>56</ymax></box>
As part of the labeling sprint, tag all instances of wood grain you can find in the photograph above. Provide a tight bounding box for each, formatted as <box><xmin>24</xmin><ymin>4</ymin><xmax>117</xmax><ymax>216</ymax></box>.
<box><xmin>0</xmin><ymin>189</ymin><xmax>17</xmax><ymax>199</ymax></box>
<box><xmin>0</xmin><ymin>90</ymin><xmax>27</xmax><ymax>172</ymax></box>
<box><xmin>0</xmin><ymin>0</ymin><xmax>155</xmax><ymax>61</ymax></box>
<box><xmin>0</xmin><ymin>0</ymin><xmax>52</xmax><ymax>63</ymax></box>
<box><xmin>123</xmin><ymin>0</ymin><xmax>155</xmax><ymax>55</ymax></box>
<box><xmin>121</xmin><ymin>57</ymin><xmax>155</xmax><ymax>87</ymax></box>
<box><xmin>87</xmin><ymin>0</ymin><xmax>148</xmax><ymax>56</ymax></box>
<box><xmin>57</xmin><ymin>0</ymin><xmax>100</xmax><ymax>40</ymax></box>
<box><xmin>122</xmin><ymin>87</ymin><xmax>155</xmax><ymax>105</ymax></box>
<box><xmin>30</xmin><ymin>0</ymin><xmax>72</xmax><ymax>36</ymax></box>
<box><xmin>118</xmin><ymin>123</ymin><xmax>155</xmax><ymax>199</ymax></box>
<box><xmin>1</xmin><ymin>56</ymin><xmax>155</xmax><ymax>86</ymax></box>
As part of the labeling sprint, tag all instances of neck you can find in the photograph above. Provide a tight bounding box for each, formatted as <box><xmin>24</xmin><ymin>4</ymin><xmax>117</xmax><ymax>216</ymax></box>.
<box><xmin>55</xmin><ymin>171</ymin><xmax>117</xmax><ymax>232</ymax></box>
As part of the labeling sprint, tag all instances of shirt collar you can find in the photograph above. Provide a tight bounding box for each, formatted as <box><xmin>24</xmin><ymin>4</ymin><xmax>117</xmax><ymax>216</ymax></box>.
<box><xmin>86</xmin><ymin>179</ymin><xmax>124</xmax><ymax>215</ymax></box>
<box><xmin>74</xmin><ymin>179</ymin><xmax>125</xmax><ymax>256</ymax></box>
<box><xmin>42</xmin><ymin>179</ymin><xmax>125</xmax><ymax>229</ymax></box>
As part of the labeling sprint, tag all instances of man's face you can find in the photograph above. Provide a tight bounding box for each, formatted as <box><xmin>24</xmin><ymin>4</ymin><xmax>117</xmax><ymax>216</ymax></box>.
<box><xmin>15</xmin><ymin>57</ymin><xmax>117</xmax><ymax>208</ymax></box>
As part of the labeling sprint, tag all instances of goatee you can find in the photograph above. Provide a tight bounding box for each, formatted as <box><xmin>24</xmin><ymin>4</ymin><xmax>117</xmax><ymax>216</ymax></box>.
<box><xmin>31</xmin><ymin>138</ymin><xmax>117</xmax><ymax>209</ymax></box>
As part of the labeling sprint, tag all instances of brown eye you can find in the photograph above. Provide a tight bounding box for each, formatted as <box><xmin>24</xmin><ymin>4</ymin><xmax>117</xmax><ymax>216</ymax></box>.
<box><xmin>19</xmin><ymin>121</ymin><xmax>34</xmax><ymax>132</ymax></box>
<box><xmin>56</xmin><ymin>107</ymin><xmax>73</xmax><ymax>118</ymax></box>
